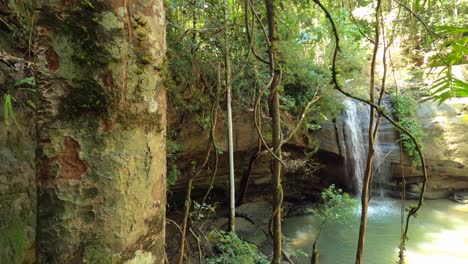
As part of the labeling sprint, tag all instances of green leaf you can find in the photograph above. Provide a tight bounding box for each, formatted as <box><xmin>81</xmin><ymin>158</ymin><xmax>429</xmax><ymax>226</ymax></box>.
<box><xmin>18</xmin><ymin>88</ymin><xmax>37</xmax><ymax>93</ymax></box>
<box><xmin>15</xmin><ymin>77</ymin><xmax>36</xmax><ymax>87</ymax></box>
<box><xmin>26</xmin><ymin>100</ymin><xmax>36</xmax><ymax>109</ymax></box>
<box><xmin>435</xmin><ymin>26</ymin><xmax>468</xmax><ymax>35</ymax></box>
<box><xmin>3</xmin><ymin>94</ymin><xmax>17</xmax><ymax>128</ymax></box>
<box><xmin>4</xmin><ymin>95</ymin><xmax>10</xmax><ymax>127</ymax></box>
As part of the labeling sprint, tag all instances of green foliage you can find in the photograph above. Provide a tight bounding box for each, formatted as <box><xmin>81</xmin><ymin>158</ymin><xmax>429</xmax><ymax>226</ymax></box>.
<box><xmin>0</xmin><ymin>220</ymin><xmax>29</xmax><ymax>264</ymax></box>
<box><xmin>165</xmin><ymin>0</ymin><xmax>355</xmax><ymax>142</ymax></box>
<box><xmin>1</xmin><ymin>76</ymin><xmax>36</xmax><ymax>127</ymax></box>
<box><xmin>0</xmin><ymin>0</ymin><xmax>35</xmax><ymax>51</ymax></box>
<box><xmin>428</xmin><ymin>26</ymin><xmax>468</xmax><ymax>104</ymax></box>
<box><xmin>192</xmin><ymin>201</ymin><xmax>217</xmax><ymax>222</ymax></box>
<box><xmin>167</xmin><ymin>139</ymin><xmax>185</xmax><ymax>185</ymax></box>
<box><xmin>277</xmin><ymin>5</ymin><xmax>366</xmax><ymax>135</ymax></box>
<box><xmin>307</xmin><ymin>184</ymin><xmax>358</xmax><ymax>225</ymax></box>
<box><xmin>305</xmin><ymin>185</ymin><xmax>357</xmax><ymax>263</ymax></box>
<box><xmin>207</xmin><ymin>230</ymin><xmax>269</xmax><ymax>264</ymax></box>
<box><xmin>167</xmin><ymin>163</ymin><xmax>180</xmax><ymax>186</ymax></box>
<box><xmin>391</xmin><ymin>94</ymin><xmax>423</xmax><ymax>160</ymax></box>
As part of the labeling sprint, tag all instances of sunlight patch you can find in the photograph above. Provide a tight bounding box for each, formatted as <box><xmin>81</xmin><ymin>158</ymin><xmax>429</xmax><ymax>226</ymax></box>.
<box><xmin>125</xmin><ymin>250</ymin><xmax>155</xmax><ymax>264</ymax></box>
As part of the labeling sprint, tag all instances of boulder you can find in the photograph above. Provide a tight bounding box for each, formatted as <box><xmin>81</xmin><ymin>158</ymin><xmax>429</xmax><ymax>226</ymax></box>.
<box><xmin>236</xmin><ymin>201</ymin><xmax>272</xmax><ymax>228</ymax></box>
<box><xmin>235</xmin><ymin>217</ymin><xmax>267</xmax><ymax>245</ymax></box>
<box><xmin>449</xmin><ymin>190</ymin><xmax>468</xmax><ymax>204</ymax></box>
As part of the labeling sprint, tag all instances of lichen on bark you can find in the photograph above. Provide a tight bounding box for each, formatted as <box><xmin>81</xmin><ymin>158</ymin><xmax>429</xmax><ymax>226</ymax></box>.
<box><xmin>34</xmin><ymin>0</ymin><xmax>167</xmax><ymax>263</ymax></box>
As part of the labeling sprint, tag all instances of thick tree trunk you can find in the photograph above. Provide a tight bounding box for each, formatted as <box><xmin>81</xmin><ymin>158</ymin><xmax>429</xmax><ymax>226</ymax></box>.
<box><xmin>34</xmin><ymin>1</ymin><xmax>166</xmax><ymax>263</ymax></box>
<box><xmin>264</xmin><ymin>0</ymin><xmax>283</xmax><ymax>263</ymax></box>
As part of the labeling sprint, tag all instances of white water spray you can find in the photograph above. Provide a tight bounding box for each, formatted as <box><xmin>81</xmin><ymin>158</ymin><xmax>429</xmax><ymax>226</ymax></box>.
<box><xmin>342</xmin><ymin>98</ymin><xmax>370</xmax><ymax>195</ymax></box>
<box><xmin>342</xmin><ymin>98</ymin><xmax>394</xmax><ymax>196</ymax></box>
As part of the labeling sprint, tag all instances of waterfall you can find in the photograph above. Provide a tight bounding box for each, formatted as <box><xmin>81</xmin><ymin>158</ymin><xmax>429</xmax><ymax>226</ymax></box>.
<box><xmin>342</xmin><ymin>99</ymin><xmax>370</xmax><ymax>195</ymax></box>
<box><xmin>341</xmin><ymin>98</ymin><xmax>396</xmax><ymax>196</ymax></box>
<box><xmin>372</xmin><ymin>99</ymin><xmax>394</xmax><ymax>197</ymax></box>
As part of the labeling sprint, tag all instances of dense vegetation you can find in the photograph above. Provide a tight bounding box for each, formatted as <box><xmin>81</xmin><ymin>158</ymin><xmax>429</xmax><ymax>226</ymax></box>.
<box><xmin>0</xmin><ymin>0</ymin><xmax>466</xmax><ymax>263</ymax></box>
<box><xmin>392</xmin><ymin>94</ymin><xmax>423</xmax><ymax>160</ymax></box>
<box><xmin>163</xmin><ymin>0</ymin><xmax>466</xmax><ymax>263</ymax></box>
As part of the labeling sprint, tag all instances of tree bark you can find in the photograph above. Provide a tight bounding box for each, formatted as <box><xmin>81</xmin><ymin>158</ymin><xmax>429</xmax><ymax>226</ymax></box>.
<box><xmin>224</xmin><ymin>0</ymin><xmax>236</xmax><ymax>233</ymax></box>
<box><xmin>264</xmin><ymin>0</ymin><xmax>283</xmax><ymax>263</ymax></box>
<box><xmin>355</xmin><ymin>1</ymin><xmax>381</xmax><ymax>263</ymax></box>
<box><xmin>34</xmin><ymin>1</ymin><xmax>166</xmax><ymax>263</ymax></box>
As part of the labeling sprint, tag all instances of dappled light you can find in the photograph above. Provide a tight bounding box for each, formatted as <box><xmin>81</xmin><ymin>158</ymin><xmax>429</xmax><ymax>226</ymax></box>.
<box><xmin>405</xmin><ymin>203</ymin><xmax>468</xmax><ymax>264</ymax></box>
<box><xmin>0</xmin><ymin>0</ymin><xmax>466</xmax><ymax>263</ymax></box>
<box><xmin>284</xmin><ymin>200</ymin><xmax>468</xmax><ymax>264</ymax></box>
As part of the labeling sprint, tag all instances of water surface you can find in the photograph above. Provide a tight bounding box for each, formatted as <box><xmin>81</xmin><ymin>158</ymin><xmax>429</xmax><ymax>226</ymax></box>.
<box><xmin>283</xmin><ymin>199</ymin><xmax>468</xmax><ymax>264</ymax></box>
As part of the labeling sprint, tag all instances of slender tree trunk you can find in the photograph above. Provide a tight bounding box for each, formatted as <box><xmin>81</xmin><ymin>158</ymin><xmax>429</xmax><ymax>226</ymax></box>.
<box><xmin>311</xmin><ymin>223</ymin><xmax>324</xmax><ymax>264</ymax></box>
<box><xmin>224</xmin><ymin>0</ymin><xmax>236</xmax><ymax>233</ymax></box>
<box><xmin>410</xmin><ymin>0</ymin><xmax>419</xmax><ymax>49</ymax></box>
<box><xmin>355</xmin><ymin>1</ymin><xmax>381</xmax><ymax>263</ymax></box>
<box><xmin>264</xmin><ymin>0</ymin><xmax>283</xmax><ymax>263</ymax></box>
<box><xmin>178</xmin><ymin>2</ymin><xmax>200</xmax><ymax>262</ymax></box>
<box><xmin>35</xmin><ymin>1</ymin><xmax>166</xmax><ymax>263</ymax></box>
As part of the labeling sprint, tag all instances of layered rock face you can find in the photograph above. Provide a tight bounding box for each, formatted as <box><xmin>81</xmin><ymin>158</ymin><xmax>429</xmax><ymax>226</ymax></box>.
<box><xmin>315</xmin><ymin>98</ymin><xmax>468</xmax><ymax>199</ymax></box>
<box><xmin>171</xmin><ymin>96</ymin><xmax>468</xmax><ymax>201</ymax></box>
<box><xmin>400</xmin><ymin>98</ymin><xmax>468</xmax><ymax>198</ymax></box>
<box><xmin>170</xmin><ymin>111</ymin><xmax>331</xmax><ymax>203</ymax></box>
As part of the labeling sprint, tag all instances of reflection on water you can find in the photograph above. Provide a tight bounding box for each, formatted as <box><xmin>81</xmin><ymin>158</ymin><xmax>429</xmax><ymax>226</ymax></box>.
<box><xmin>282</xmin><ymin>199</ymin><xmax>468</xmax><ymax>264</ymax></box>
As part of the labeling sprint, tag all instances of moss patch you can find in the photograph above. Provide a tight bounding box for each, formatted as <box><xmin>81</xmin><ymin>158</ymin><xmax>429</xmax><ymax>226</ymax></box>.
<box><xmin>0</xmin><ymin>220</ymin><xmax>29</xmax><ymax>264</ymax></box>
<box><xmin>37</xmin><ymin>0</ymin><xmax>122</xmax><ymax>118</ymax></box>
<box><xmin>38</xmin><ymin>1</ymin><xmax>119</xmax><ymax>69</ymax></box>
<box><xmin>62</xmin><ymin>79</ymin><xmax>109</xmax><ymax>118</ymax></box>
<box><xmin>461</xmin><ymin>114</ymin><xmax>468</xmax><ymax>124</ymax></box>
<box><xmin>83</xmin><ymin>244</ymin><xmax>118</xmax><ymax>264</ymax></box>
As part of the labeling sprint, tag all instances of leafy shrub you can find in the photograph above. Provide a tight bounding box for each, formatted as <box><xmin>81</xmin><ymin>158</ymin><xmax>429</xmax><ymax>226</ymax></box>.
<box><xmin>207</xmin><ymin>230</ymin><xmax>269</xmax><ymax>264</ymax></box>
<box><xmin>391</xmin><ymin>95</ymin><xmax>423</xmax><ymax>160</ymax></box>
<box><xmin>307</xmin><ymin>184</ymin><xmax>358</xmax><ymax>225</ymax></box>
<box><xmin>166</xmin><ymin>139</ymin><xmax>185</xmax><ymax>185</ymax></box>
<box><xmin>306</xmin><ymin>185</ymin><xmax>357</xmax><ymax>263</ymax></box>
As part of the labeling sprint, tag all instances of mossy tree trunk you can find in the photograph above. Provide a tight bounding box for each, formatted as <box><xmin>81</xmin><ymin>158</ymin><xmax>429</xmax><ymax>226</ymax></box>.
<box><xmin>34</xmin><ymin>0</ymin><xmax>166</xmax><ymax>263</ymax></box>
<box><xmin>0</xmin><ymin>3</ymin><xmax>36</xmax><ymax>263</ymax></box>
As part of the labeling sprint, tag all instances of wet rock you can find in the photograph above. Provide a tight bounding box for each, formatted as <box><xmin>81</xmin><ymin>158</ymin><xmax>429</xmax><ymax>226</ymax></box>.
<box><xmin>236</xmin><ymin>201</ymin><xmax>272</xmax><ymax>228</ymax></box>
<box><xmin>449</xmin><ymin>190</ymin><xmax>468</xmax><ymax>204</ymax></box>
<box><xmin>235</xmin><ymin>217</ymin><xmax>267</xmax><ymax>245</ymax></box>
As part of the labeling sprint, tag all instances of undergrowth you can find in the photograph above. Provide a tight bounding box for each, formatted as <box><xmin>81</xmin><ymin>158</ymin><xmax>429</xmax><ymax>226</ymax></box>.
<box><xmin>207</xmin><ymin>230</ymin><xmax>269</xmax><ymax>264</ymax></box>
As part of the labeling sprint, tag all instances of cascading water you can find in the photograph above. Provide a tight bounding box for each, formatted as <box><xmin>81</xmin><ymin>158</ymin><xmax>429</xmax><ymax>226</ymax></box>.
<box><xmin>342</xmin><ymin>99</ymin><xmax>369</xmax><ymax>195</ymax></box>
<box><xmin>372</xmin><ymin>99</ymin><xmax>395</xmax><ymax>197</ymax></box>
<box><xmin>341</xmin><ymin>98</ymin><xmax>396</xmax><ymax>196</ymax></box>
